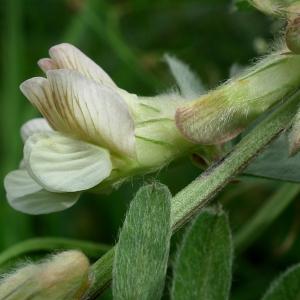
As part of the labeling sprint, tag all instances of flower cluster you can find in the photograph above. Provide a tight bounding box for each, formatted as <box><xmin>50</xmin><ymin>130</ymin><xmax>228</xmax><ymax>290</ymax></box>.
<box><xmin>5</xmin><ymin>42</ymin><xmax>300</xmax><ymax>215</ymax></box>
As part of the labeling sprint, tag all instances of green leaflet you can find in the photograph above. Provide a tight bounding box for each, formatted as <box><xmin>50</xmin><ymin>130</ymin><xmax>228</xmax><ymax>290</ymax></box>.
<box><xmin>171</xmin><ymin>207</ymin><xmax>233</xmax><ymax>300</ymax></box>
<box><xmin>244</xmin><ymin>133</ymin><xmax>300</xmax><ymax>182</ymax></box>
<box><xmin>112</xmin><ymin>183</ymin><xmax>172</xmax><ymax>300</ymax></box>
<box><xmin>262</xmin><ymin>263</ymin><xmax>300</xmax><ymax>300</ymax></box>
<box><xmin>164</xmin><ymin>54</ymin><xmax>205</xmax><ymax>99</ymax></box>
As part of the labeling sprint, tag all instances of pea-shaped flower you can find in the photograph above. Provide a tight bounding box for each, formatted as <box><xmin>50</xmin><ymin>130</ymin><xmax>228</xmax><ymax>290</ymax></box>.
<box><xmin>4</xmin><ymin>44</ymin><xmax>194</xmax><ymax>214</ymax></box>
<box><xmin>5</xmin><ymin>43</ymin><xmax>300</xmax><ymax>215</ymax></box>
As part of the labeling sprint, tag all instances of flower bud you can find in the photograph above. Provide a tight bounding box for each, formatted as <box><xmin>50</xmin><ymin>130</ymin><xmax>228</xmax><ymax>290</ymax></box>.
<box><xmin>0</xmin><ymin>250</ymin><xmax>90</xmax><ymax>299</ymax></box>
<box><xmin>247</xmin><ymin>2</ymin><xmax>300</xmax><ymax>53</ymax></box>
<box><xmin>175</xmin><ymin>50</ymin><xmax>300</xmax><ymax>144</ymax></box>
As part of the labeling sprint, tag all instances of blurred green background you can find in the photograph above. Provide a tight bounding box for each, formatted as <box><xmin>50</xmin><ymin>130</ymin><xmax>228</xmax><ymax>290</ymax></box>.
<box><xmin>0</xmin><ymin>0</ymin><xmax>299</xmax><ymax>299</ymax></box>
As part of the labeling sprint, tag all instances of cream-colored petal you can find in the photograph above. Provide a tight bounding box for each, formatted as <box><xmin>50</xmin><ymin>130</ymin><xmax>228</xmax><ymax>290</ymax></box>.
<box><xmin>4</xmin><ymin>169</ymin><xmax>80</xmax><ymax>214</ymax></box>
<box><xmin>38</xmin><ymin>58</ymin><xmax>58</xmax><ymax>72</ymax></box>
<box><xmin>49</xmin><ymin>43</ymin><xmax>116</xmax><ymax>88</ymax></box>
<box><xmin>24</xmin><ymin>132</ymin><xmax>113</xmax><ymax>193</ymax></box>
<box><xmin>20</xmin><ymin>71</ymin><xmax>136</xmax><ymax>157</ymax></box>
<box><xmin>20</xmin><ymin>77</ymin><xmax>65</xmax><ymax>131</ymax></box>
<box><xmin>50</xmin><ymin>69</ymin><xmax>136</xmax><ymax>156</ymax></box>
<box><xmin>21</xmin><ymin>118</ymin><xmax>52</xmax><ymax>142</ymax></box>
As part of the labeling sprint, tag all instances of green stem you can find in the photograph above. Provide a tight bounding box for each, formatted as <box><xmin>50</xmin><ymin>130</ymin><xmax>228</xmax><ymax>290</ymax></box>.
<box><xmin>0</xmin><ymin>237</ymin><xmax>111</xmax><ymax>268</ymax></box>
<box><xmin>234</xmin><ymin>182</ymin><xmax>300</xmax><ymax>253</ymax></box>
<box><xmin>87</xmin><ymin>249</ymin><xmax>115</xmax><ymax>297</ymax></box>
<box><xmin>83</xmin><ymin>90</ymin><xmax>300</xmax><ymax>300</ymax></box>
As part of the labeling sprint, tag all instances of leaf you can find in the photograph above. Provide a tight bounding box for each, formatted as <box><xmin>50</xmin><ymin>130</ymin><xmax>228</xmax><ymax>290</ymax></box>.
<box><xmin>171</xmin><ymin>207</ymin><xmax>233</xmax><ymax>300</ymax></box>
<box><xmin>164</xmin><ymin>54</ymin><xmax>205</xmax><ymax>99</ymax></box>
<box><xmin>113</xmin><ymin>183</ymin><xmax>172</xmax><ymax>300</ymax></box>
<box><xmin>262</xmin><ymin>263</ymin><xmax>300</xmax><ymax>300</ymax></box>
<box><xmin>244</xmin><ymin>133</ymin><xmax>300</xmax><ymax>182</ymax></box>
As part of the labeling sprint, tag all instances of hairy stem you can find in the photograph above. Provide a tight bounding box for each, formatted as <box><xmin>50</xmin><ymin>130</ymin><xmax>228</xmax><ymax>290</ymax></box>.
<box><xmin>234</xmin><ymin>182</ymin><xmax>300</xmax><ymax>253</ymax></box>
<box><xmin>83</xmin><ymin>90</ymin><xmax>300</xmax><ymax>300</ymax></box>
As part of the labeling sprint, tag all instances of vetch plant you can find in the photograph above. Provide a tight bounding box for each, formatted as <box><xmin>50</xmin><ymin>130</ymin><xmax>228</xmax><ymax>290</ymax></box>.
<box><xmin>5</xmin><ymin>39</ymin><xmax>300</xmax><ymax>214</ymax></box>
<box><xmin>4</xmin><ymin>43</ymin><xmax>196</xmax><ymax>214</ymax></box>
<box><xmin>3</xmin><ymin>1</ymin><xmax>300</xmax><ymax>300</ymax></box>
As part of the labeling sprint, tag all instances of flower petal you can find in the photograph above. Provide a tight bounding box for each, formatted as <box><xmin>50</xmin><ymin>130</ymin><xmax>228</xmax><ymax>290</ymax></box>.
<box><xmin>38</xmin><ymin>58</ymin><xmax>58</xmax><ymax>72</ymax></box>
<box><xmin>4</xmin><ymin>169</ymin><xmax>80</xmax><ymax>214</ymax></box>
<box><xmin>21</xmin><ymin>118</ymin><xmax>52</xmax><ymax>142</ymax></box>
<box><xmin>24</xmin><ymin>132</ymin><xmax>113</xmax><ymax>192</ymax></box>
<box><xmin>48</xmin><ymin>43</ymin><xmax>116</xmax><ymax>88</ymax></box>
<box><xmin>20</xmin><ymin>77</ymin><xmax>65</xmax><ymax>130</ymax></box>
<box><xmin>20</xmin><ymin>70</ymin><xmax>136</xmax><ymax>157</ymax></box>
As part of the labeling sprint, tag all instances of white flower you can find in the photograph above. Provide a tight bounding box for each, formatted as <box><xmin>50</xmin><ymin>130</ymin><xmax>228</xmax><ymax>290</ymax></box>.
<box><xmin>4</xmin><ymin>43</ymin><xmax>195</xmax><ymax>214</ymax></box>
<box><xmin>6</xmin><ymin>42</ymin><xmax>300</xmax><ymax>215</ymax></box>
